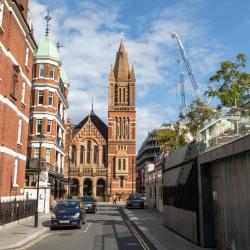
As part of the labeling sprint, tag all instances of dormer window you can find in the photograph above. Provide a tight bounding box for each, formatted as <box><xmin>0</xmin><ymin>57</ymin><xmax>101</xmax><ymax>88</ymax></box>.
<box><xmin>50</xmin><ymin>65</ymin><xmax>55</xmax><ymax>79</ymax></box>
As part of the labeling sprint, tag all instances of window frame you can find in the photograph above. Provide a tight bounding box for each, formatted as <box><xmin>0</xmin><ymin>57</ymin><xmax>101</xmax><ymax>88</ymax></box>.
<box><xmin>45</xmin><ymin>148</ymin><xmax>51</xmax><ymax>163</ymax></box>
<box><xmin>25</xmin><ymin>47</ymin><xmax>29</xmax><ymax>67</ymax></box>
<box><xmin>47</xmin><ymin>120</ymin><xmax>52</xmax><ymax>134</ymax></box>
<box><xmin>17</xmin><ymin>117</ymin><xmax>22</xmax><ymax>145</ymax></box>
<box><xmin>50</xmin><ymin>65</ymin><xmax>55</xmax><ymax>79</ymax></box>
<box><xmin>34</xmin><ymin>148</ymin><xmax>39</xmax><ymax>158</ymax></box>
<box><xmin>36</xmin><ymin>119</ymin><xmax>42</xmax><ymax>134</ymax></box>
<box><xmin>39</xmin><ymin>64</ymin><xmax>45</xmax><ymax>78</ymax></box>
<box><xmin>38</xmin><ymin>90</ymin><xmax>44</xmax><ymax>105</ymax></box>
<box><xmin>48</xmin><ymin>92</ymin><xmax>54</xmax><ymax>106</ymax></box>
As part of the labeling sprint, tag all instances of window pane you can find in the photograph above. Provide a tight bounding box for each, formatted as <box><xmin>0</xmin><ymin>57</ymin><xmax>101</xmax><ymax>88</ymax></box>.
<box><xmin>37</xmin><ymin>119</ymin><xmax>42</xmax><ymax>133</ymax></box>
<box><xmin>49</xmin><ymin>92</ymin><xmax>53</xmax><ymax>106</ymax></box>
<box><xmin>46</xmin><ymin>148</ymin><xmax>50</xmax><ymax>162</ymax></box>
<box><xmin>50</xmin><ymin>65</ymin><xmax>55</xmax><ymax>79</ymax></box>
<box><xmin>38</xmin><ymin>90</ymin><xmax>44</xmax><ymax>104</ymax></box>
<box><xmin>87</xmin><ymin>140</ymin><xmax>91</xmax><ymax>164</ymax></box>
<box><xmin>80</xmin><ymin>145</ymin><xmax>85</xmax><ymax>164</ymax></box>
<box><xmin>47</xmin><ymin>120</ymin><xmax>52</xmax><ymax>133</ymax></box>
<box><xmin>118</xmin><ymin>159</ymin><xmax>121</xmax><ymax>170</ymax></box>
<box><xmin>39</xmin><ymin>64</ymin><xmax>45</xmax><ymax>77</ymax></box>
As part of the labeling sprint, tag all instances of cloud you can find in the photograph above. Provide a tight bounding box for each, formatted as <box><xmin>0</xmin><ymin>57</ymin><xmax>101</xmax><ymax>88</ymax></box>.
<box><xmin>30</xmin><ymin>0</ymin><xmax>227</xmax><ymax>150</ymax></box>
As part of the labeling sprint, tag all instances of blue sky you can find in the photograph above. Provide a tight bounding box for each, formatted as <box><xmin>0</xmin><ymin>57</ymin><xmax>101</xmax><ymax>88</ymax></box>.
<box><xmin>30</xmin><ymin>0</ymin><xmax>250</xmax><ymax>149</ymax></box>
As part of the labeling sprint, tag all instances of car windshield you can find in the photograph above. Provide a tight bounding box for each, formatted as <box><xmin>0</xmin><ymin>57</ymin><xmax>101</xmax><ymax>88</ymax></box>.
<box><xmin>82</xmin><ymin>197</ymin><xmax>94</xmax><ymax>202</ymax></box>
<box><xmin>56</xmin><ymin>201</ymin><xmax>79</xmax><ymax>210</ymax></box>
<box><xmin>128</xmin><ymin>195</ymin><xmax>141</xmax><ymax>200</ymax></box>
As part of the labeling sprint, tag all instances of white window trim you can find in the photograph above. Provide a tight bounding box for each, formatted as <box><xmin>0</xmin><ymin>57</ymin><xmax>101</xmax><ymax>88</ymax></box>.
<box><xmin>38</xmin><ymin>90</ymin><xmax>44</xmax><ymax>105</ymax></box>
<box><xmin>36</xmin><ymin>119</ymin><xmax>42</xmax><ymax>134</ymax></box>
<box><xmin>50</xmin><ymin>65</ymin><xmax>55</xmax><ymax>79</ymax></box>
<box><xmin>48</xmin><ymin>92</ymin><xmax>54</xmax><ymax>106</ymax></box>
<box><xmin>0</xmin><ymin>2</ymin><xmax>4</xmax><ymax>29</ymax></box>
<box><xmin>34</xmin><ymin>147</ymin><xmax>39</xmax><ymax>158</ymax></box>
<box><xmin>13</xmin><ymin>157</ymin><xmax>19</xmax><ymax>188</ymax></box>
<box><xmin>47</xmin><ymin>120</ymin><xmax>52</xmax><ymax>134</ymax></box>
<box><xmin>25</xmin><ymin>47</ymin><xmax>29</xmax><ymax>68</ymax></box>
<box><xmin>17</xmin><ymin>117</ymin><xmax>23</xmax><ymax>145</ymax></box>
<box><xmin>46</xmin><ymin>148</ymin><xmax>51</xmax><ymax>163</ymax></box>
<box><xmin>21</xmin><ymin>81</ymin><xmax>26</xmax><ymax>104</ymax></box>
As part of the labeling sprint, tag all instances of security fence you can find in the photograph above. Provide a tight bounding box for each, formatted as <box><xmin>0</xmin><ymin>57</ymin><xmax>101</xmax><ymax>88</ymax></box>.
<box><xmin>0</xmin><ymin>199</ymin><xmax>37</xmax><ymax>225</ymax></box>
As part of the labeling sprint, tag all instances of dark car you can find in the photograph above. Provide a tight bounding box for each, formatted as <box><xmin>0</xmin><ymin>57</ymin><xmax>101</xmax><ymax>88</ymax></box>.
<box><xmin>126</xmin><ymin>194</ymin><xmax>145</xmax><ymax>209</ymax></box>
<box><xmin>80</xmin><ymin>196</ymin><xmax>97</xmax><ymax>213</ymax></box>
<box><xmin>50</xmin><ymin>200</ymin><xmax>86</xmax><ymax>230</ymax></box>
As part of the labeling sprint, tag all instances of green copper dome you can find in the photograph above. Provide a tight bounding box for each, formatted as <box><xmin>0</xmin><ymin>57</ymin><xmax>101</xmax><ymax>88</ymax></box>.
<box><xmin>36</xmin><ymin>37</ymin><xmax>60</xmax><ymax>61</ymax></box>
<box><xmin>60</xmin><ymin>67</ymin><xmax>69</xmax><ymax>84</ymax></box>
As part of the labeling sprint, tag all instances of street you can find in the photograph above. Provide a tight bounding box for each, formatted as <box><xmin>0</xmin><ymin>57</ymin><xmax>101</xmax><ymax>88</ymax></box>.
<box><xmin>26</xmin><ymin>204</ymin><xmax>150</xmax><ymax>250</ymax></box>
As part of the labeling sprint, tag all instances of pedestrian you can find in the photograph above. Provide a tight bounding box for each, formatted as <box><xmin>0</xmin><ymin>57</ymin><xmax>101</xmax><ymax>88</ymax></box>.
<box><xmin>113</xmin><ymin>194</ymin><xmax>117</xmax><ymax>204</ymax></box>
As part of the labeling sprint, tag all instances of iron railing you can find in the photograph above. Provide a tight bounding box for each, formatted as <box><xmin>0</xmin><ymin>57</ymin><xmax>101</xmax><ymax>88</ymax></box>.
<box><xmin>0</xmin><ymin>199</ymin><xmax>37</xmax><ymax>225</ymax></box>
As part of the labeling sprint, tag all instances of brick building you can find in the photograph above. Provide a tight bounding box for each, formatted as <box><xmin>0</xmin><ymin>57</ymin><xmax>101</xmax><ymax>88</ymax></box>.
<box><xmin>65</xmin><ymin>40</ymin><xmax>136</xmax><ymax>200</ymax></box>
<box><xmin>107</xmin><ymin>40</ymin><xmax>136</xmax><ymax>199</ymax></box>
<box><xmin>65</xmin><ymin>110</ymin><xmax>108</xmax><ymax>199</ymax></box>
<box><xmin>0</xmin><ymin>0</ymin><xmax>36</xmax><ymax>201</ymax></box>
<box><xmin>25</xmin><ymin>26</ymin><xmax>70</xmax><ymax>205</ymax></box>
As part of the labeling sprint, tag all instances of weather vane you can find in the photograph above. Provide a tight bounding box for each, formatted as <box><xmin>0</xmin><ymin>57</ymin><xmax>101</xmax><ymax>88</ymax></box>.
<box><xmin>45</xmin><ymin>11</ymin><xmax>52</xmax><ymax>37</ymax></box>
<box><xmin>56</xmin><ymin>41</ymin><xmax>63</xmax><ymax>51</ymax></box>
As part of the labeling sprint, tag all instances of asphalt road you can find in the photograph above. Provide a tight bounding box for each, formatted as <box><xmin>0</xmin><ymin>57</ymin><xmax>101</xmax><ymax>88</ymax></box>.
<box><xmin>27</xmin><ymin>204</ymin><xmax>147</xmax><ymax>250</ymax></box>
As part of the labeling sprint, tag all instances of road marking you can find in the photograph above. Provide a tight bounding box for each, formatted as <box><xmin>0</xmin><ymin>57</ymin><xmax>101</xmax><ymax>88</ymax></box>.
<box><xmin>84</xmin><ymin>222</ymin><xmax>92</xmax><ymax>232</ymax></box>
<box><xmin>15</xmin><ymin>232</ymin><xmax>49</xmax><ymax>250</ymax></box>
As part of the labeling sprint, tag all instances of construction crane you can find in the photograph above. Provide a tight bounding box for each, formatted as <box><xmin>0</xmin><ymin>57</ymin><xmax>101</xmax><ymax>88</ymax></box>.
<box><xmin>177</xmin><ymin>59</ymin><xmax>186</xmax><ymax>113</ymax></box>
<box><xmin>171</xmin><ymin>32</ymin><xmax>199</xmax><ymax>97</ymax></box>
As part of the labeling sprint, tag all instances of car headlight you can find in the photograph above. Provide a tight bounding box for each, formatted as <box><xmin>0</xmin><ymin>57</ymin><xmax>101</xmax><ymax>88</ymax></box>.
<box><xmin>72</xmin><ymin>212</ymin><xmax>80</xmax><ymax>218</ymax></box>
<box><xmin>51</xmin><ymin>213</ymin><xmax>56</xmax><ymax>219</ymax></box>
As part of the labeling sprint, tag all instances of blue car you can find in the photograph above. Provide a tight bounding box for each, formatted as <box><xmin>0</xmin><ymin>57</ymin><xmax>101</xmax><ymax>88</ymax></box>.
<box><xmin>50</xmin><ymin>200</ymin><xmax>86</xmax><ymax>230</ymax></box>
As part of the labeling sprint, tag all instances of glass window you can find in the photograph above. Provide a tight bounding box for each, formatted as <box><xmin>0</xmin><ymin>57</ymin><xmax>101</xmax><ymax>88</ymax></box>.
<box><xmin>13</xmin><ymin>158</ymin><xmax>19</xmax><ymax>187</ymax></box>
<box><xmin>36</xmin><ymin>119</ymin><xmax>42</xmax><ymax>133</ymax></box>
<box><xmin>118</xmin><ymin>159</ymin><xmax>121</xmax><ymax>170</ymax></box>
<box><xmin>39</xmin><ymin>64</ymin><xmax>45</xmax><ymax>77</ymax></box>
<box><xmin>50</xmin><ymin>65</ymin><xmax>55</xmax><ymax>79</ymax></box>
<box><xmin>93</xmin><ymin>145</ymin><xmax>98</xmax><ymax>164</ymax></box>
<box><xmin>34</xmin><ymin>148</ymin><xmax>39</xmax><ymax>158</ymax></box>
<box><xmin>48</xmin><ymin>92</ymin><xmax>53</xmax><ymax>106</ymax></box>
<box><xmin>47</xmin><ymin>120</ymin><xmax>52</xmax><ymax>134</ymax></box>
<box><xmin>38</xmin><ymin>90</ymin><xmax>44</xmax><ymax>104</ymax></box>
<box><xmin>21</xmin><ymin>82</ymin><xmax>26</xmax><ymax>103</ymax></box>
<box><xmin>80</xmin><ymin>145</ymin><xmax>85</xmax><ymax>164</ymax></box>
<box><xmin>46</xmin><ymin>148</ymin><xmax>50</xmax><ymax>162</ymax></box>
<box><xmin>0</xmin><ymin>3</ymin><xmax>4</xmax><ymax>28</ymax></box>
<box><xmin>123</xmin><ymin>159</ymin><xmax>126</xmax><ymax>170</ymax></box>
<box><xmin>87</xmin><ymin>140</ymin><xmax>91</xmax><ymax>164</ymax></box>
<box><xmin>32</xmin><ymin>64</ymin><xmax>37</xmax><ymax>78</ymax></box>
<box><xmin>71</xmin><ymin>145</ymin><xmax>76</xmax><ymax>164</ymax></box>
<box><xmin>11</xmin><ymin>65</ymin><xmax>19</xmax><ymax>98</ymax></box>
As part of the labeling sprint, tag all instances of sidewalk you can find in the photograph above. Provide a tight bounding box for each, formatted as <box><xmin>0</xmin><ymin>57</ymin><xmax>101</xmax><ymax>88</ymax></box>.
<box><xmin>122</xmin><ymin>207</ymin><xmax>215</xmax><ymax>250</ymax></box>
<box><xmin>0</xmin><ymin>213</ymin><xmax>51</xmax><ymax>250</ymax></box>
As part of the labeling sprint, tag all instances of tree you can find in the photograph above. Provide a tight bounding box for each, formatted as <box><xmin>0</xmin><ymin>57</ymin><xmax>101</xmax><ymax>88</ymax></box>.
<box><xmin>153</xmin><ymin>122</ymin><xmax>188</xmax><ymax>150</ymax></box>
<box><xmin>179</xmin><ymin>98</ymin><xmax>215</xmax><ymax>137</ymax></box>
<box><xmin>206</xmin><ymin>53</ymin><xmax>250</xmax><ymax>109</ymax></box>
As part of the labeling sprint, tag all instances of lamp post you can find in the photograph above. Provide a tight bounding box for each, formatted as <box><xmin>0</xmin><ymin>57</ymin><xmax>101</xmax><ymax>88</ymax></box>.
<box><xmin>153</xmin><ymin>172</ymin><xmax>157</xmax><ymax>212</ymax></box>
<box><xmin>34</xmin><ymin>132</ymin><xmax>44</xmax><ymax>228</ymax></box>
<box><xmin>68</xmin><ymin>156</ymin><xmax>71</xmax><ymax>199</ymax></box>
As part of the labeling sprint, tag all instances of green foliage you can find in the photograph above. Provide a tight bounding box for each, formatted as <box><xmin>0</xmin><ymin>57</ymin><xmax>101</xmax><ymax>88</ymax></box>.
<box><xmin>179</xmin><ymin>98</ymin><xmax>215</xmax><ymax>137</ymax></box>
<box><xmin>153</xmin><ymin>122</ymin><xmax>188</xmax><ymax>150</ymax></box>
<box><xmin>206</xmin><ymin>53</ymin><xmax>250</xmax><ymax>109</ymax></box>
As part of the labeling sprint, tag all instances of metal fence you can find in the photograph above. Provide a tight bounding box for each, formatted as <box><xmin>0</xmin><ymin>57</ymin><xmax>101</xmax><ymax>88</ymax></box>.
<box><xmin>0</xmin><ymin>199</ymin><xmax>37</xmax><ymax>225</ymax></box>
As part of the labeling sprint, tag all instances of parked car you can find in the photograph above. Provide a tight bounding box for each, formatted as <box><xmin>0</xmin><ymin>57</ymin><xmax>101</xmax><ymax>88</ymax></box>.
<box><xmin>126</xmin><ymin>194</ymin><xmax>145</xmax><ymax>209</ymax></box>
<box><xmin>50</xmin><ymin>200</ymin><xmax>86</xmax><ymax>230</ymax></box>
<box><xmin>80</xmin><ymin>196</ymin><xmax>97</xmax><ymax>213</ymax></box>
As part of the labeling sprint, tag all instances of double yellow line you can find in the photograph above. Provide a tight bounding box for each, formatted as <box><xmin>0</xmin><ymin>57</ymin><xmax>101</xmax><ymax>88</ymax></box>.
<box><xmin>14</xmin><ymin>233</ymin><xmax>49</xmax><ymax>250</ymax></box>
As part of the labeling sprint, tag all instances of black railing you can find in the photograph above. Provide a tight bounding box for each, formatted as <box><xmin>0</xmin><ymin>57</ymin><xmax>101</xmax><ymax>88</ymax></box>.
<box><xmin>0</xmin><ymin>199</ymin><xmax>37</xmax><ymax>225</ymax></box>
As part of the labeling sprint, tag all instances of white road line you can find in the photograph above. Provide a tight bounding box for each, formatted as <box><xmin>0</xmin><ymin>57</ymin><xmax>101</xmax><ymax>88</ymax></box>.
<box><xmin>84</xmin><ymin>222</ymin><xmax>92</xmax><ymax>232</ymax></box>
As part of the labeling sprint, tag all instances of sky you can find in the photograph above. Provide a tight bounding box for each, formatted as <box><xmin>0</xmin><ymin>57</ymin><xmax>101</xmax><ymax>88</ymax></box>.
<box><xmin>30</xmin><ymin>0</ymin><xmax>250</xmax><ymax>150</ymax></box>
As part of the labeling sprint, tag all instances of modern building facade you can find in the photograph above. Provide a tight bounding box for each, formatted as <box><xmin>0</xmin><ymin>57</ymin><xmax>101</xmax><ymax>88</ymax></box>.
<box><xmin>25</xmin><ymin>28</ymin><xmax>70</xmax><ymax>205</ymax></box>
<box><xmin>136</xmin><ymin>130</ymin><xmax>161</xmax><ymax>194</ymax></box>
<box><xmin>0</xmin><ymin>0</ymin><xmax>36</xmax><ymax>201</ymax></box>
<box><xmin>65</xmin><ymin>110</ymin><xmax>108</xmax><ymax>199</ymax></box>
<box><xmin>107</xmin><ymin>40</ymin><xmax>136</xmax><ymax>199</ymax></box>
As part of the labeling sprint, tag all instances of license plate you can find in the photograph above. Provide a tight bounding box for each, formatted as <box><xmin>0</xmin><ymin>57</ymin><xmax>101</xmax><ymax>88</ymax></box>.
<box><xmin>59</xmin><ymin>220</ymin><xmax>70</xmax><ymax>223</ymax></box>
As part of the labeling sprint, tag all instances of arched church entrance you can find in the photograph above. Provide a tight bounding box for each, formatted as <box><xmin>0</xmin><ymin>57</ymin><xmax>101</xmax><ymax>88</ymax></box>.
<box><xmin>96</xmin><ymin>179</ymin><xmax>105</xmax><ymax>197</ymax></box>
<box><xmin>83</xmin><ymin>178</ymin><xmax>93</xmax><ymax>196</ymax></box>
<box><xmin>70</xmin><ymin>178</ymin><xmax>79</xmax><ymax>198</ymax></box>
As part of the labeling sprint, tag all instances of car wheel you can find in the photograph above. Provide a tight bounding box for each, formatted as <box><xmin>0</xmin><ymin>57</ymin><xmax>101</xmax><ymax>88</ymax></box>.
<box><xmin>50</xmin><ymin>226</ymin><xmax>55</xmax><ymax>231</ymax></box>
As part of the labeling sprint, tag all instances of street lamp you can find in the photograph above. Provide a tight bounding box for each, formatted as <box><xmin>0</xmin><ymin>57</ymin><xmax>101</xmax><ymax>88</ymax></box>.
<box><xmin>68</xmin><ymin>156</ymin><xmax>71</xmax><ymax>199</ymax></box>
<box><xmin>34</xmin><ymin>132</ymin><xmax>44</xmax><ymax>228</ymax></box>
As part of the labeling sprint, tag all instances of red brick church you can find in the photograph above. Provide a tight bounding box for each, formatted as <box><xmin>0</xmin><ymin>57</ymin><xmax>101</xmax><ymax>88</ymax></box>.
<box><xmin>65</xmin><ymin>40</ymin><xmax>136</xmax><ymax>200</ymax></box>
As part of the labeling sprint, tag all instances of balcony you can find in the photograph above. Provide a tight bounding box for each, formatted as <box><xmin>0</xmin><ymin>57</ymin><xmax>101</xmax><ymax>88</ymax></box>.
<box><xmin>96</xmin><ymin>168</ymin><xmax>107</xmax><ymax>176</ymax></box>
<box><xmin>82</xmin><ymin>168</ymin><xmax>93</xmax><ymax>176</ymax></box>
<box><xmin>68</xmin><ymin>168</ymin><xmax>80</xmax><ymax>177</ymax></box>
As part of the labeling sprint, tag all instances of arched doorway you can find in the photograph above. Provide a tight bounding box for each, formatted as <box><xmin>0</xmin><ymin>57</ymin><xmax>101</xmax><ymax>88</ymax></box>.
<box><xmin>83</xmin><ymin>179</ymin><xmax>93</xmax><ymax>196</ymax></box>
<box><xmin>70</xmin><ymin>179</ymin><xmax>79</xmax><ymax>198</ymax></box>
<box><xmin>96</xmin><ymin>179</ymin><xmax>105</xmax><ymax>197</ymax></box>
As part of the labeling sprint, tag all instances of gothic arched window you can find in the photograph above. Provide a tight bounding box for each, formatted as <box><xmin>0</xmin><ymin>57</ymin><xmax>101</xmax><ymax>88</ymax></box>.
<box><xmin>123</xmin><ymin>159</ymin><xmax>126</xmax><ymax>170</ymax></box>
<box><xmin>119</xmin><ymin>88</ymin><xmax>122</xmax><ymax>103</ymax></box>
<box><xmin>80</xmin><ymin>145</ymin><xmax>85</xmax><ymax>164</ymax></box>
<box><xmin>118</xmin><ymin>159</ymin><xmax>121</xmax><ymax>170</ymax></box>
<box><xmin>87</xmin><ymin>140</ymin><xmax>91</xmax><ymax>164</ymax></box>
<box><xmin>93</xmin><ymin>145</ymin><xmax>98</xmax><ymax>164</ymax></box>
<box><xmin>123</xmin><ymin>88</ymin><xmax>126</xmax><ymax>103</ymax></box>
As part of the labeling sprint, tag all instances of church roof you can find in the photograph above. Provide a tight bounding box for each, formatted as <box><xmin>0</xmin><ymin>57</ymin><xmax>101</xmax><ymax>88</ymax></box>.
<box><xmin>36</xmin><ymin>36</ymin><xmax>60</xmax><ymax>61</ymax></box>
<box><xmin>113</xmin><ymin>39</ymin><xmax>130</xmax><ymax>81</ymax></box>
<box><xmin>74</xmin><ymin>111</ymin><xmax>108</xmax><ymax>140</ymax></box>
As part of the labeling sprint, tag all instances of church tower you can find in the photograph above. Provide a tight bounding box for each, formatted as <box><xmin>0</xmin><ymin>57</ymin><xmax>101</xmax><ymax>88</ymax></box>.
<box><xmin>108</xmin><ymin>40</ymin><xmax>136</xmax><ymax>199</ymax></box>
